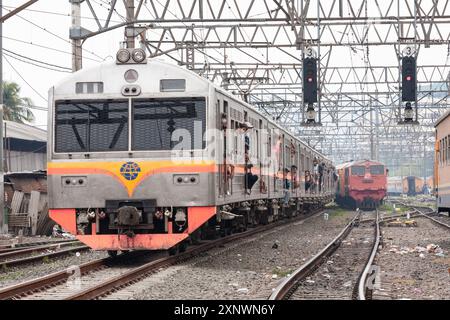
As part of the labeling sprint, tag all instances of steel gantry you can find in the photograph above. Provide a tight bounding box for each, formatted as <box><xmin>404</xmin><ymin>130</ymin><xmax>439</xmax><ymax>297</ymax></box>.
<box><xmin>69</xmin><ymin>0</ymin><xmax>450</xmax><ymax>177</ymax></box>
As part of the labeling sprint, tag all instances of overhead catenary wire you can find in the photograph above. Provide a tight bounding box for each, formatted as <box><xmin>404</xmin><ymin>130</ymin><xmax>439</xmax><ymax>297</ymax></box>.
<box><xmin>1</xmin><ymin>35</ymin><xmax>103</xmax><ymax>62</ymax></box>
<box><xmin>1</xmin><ymin>6</ymin><xmax>106</xmax><ymax>61</ymax></box>
<box><xmin>0</xmin><ymin>4</ymin><xmax>123</xmax><ymax>23</ymax></box>
<box><xmin>2</xmin><ymin>54</ymin><xmax>48</xmax><ymax>102</ymax></box>
<box><xmin>3</xmin><ymin>48</ymin><xmax>72</xmax><ymax>72</ymax></box>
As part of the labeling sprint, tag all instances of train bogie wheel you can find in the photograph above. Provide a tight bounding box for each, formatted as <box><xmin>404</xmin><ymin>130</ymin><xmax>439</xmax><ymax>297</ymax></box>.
<box><xmin>169</xmin><ymin>246</ymin><xmax>178</xmax><ymax>256</ymax></box>
<box><xmin>107</xmin><ymin>250</ymin><xmax>118</xmax><ymax>258</ymax></box>
<box><xmin>178</xmin><ymin>242</ymin><xmax>187</xmax><ymax>253</ymax></box>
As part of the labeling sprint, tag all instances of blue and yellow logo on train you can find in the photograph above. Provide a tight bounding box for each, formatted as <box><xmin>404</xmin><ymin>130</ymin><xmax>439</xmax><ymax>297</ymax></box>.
<box><xmin>120</xmin><ymin>162</ymin><xmax>141</xmax><ymax>181</ymax></box>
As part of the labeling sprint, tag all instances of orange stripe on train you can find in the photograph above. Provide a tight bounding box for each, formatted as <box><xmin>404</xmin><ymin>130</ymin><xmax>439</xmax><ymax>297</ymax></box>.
<box><xmin>47</xmin><ymin>160</ymin><xmax>288</xmax><ymax>196</ymax></box>
<box><xmin>48</xmin><ymin>160</ymin><xmax>216</xmax><ymax>197</ymax></box>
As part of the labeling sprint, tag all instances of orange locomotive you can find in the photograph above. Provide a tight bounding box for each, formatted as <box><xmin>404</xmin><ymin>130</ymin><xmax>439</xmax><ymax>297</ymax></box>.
<box><xmin>335</xmin><ymin>160</ymin><xmax>388</xmax><ymax>209</ymax></box>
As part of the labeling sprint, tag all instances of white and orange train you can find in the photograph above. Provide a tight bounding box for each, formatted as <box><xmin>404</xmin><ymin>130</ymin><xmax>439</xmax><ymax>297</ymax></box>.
<box><xmin>48</xmin><ymin>49</ymin><xmax>336</xmax><ymax>256</ymax></box>
<box><xmin>435</xmin><ymin>110</ymin><xmax>450</xmax><ymax>214</ymax></box>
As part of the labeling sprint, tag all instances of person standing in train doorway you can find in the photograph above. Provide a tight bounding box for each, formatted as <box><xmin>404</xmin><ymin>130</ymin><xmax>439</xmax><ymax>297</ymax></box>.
<box><xmin>312</xmin><ymin>158</ymin><xmax>319</xmax><ymax>193</ymax></box>
<box><xmin>241</xmin><ymin>121</ymin><xmax>258</xmax><ymax>194</ymax></box>
<box><xmin>318</xmin><ymin>162</ymin><xmax>325</xmax><ymax>193</ymax></box>
<box><xmin>283</xmin><ymin>168</ymin><xmax>291</xmax><ymax>205</ymax></box>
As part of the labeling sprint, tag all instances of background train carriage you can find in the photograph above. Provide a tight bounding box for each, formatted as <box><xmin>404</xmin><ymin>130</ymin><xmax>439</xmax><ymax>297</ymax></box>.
<box><xmin>335</xmin><ymin>159</ymin><xmax>387</xmax><ymax>209</ymax></box>
<box><xmin>47</xmin><ymin>56</ymin><xmax>336</xmax><ymax>254</ymax></box>
<box><xmin>435</xmin><ymin>110</ymin><xmax>450</xmax><ymax>215</ymax></box>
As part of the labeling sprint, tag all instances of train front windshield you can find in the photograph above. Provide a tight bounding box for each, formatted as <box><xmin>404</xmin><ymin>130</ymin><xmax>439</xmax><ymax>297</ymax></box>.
<box><xmin>54</xmin><ymin>97</ymin><xmax>206</xmax><ymax>153</ymax></box>
<box><xmin>369</xmin><ymin>165</ymin><xmax>384</xmax><ymax>175</ymax></box>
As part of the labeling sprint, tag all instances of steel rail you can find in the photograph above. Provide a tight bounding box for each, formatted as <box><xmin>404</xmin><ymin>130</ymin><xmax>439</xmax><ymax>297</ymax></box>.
<box><xmin>66</xmin><ymin>209</ymin><xmax>325</xmax><ymax>300</ymax></box>
<box><xmin>0</xmin><ymin>245</ymin><xmax>89</xmax><ymax>269</ymax></box>
<box><xmin>268</xmin><ymin>211</ymin><xmax>361</xmax><ymax>300</ymax></box>
<box><xmin>357</xmin><ymin>209</ymin><xmax>380</xmax><ymax>300</ymax></box>
<box><xmin>0</xmin><ymin>241</ymin><xmax>80</xmax><ymax>260</ymax></box>
<box><xmin>413</xmin><ymin>208</ymin><xmax>450</xmax><ymax>230</ymax></box>
<box><xmin>0</xmin><ymin>257</ymin><xmax>110</xmax><ymax>300</ymax></box>
<box><xmin>0</xmin><ymin>208</ymin><xmax>324</xmax><ymax>300</ymax></box>
<box><xmin>0</xmin><ymin>239</ymin><xmax>78</xmax><ymax>252</ymax></box>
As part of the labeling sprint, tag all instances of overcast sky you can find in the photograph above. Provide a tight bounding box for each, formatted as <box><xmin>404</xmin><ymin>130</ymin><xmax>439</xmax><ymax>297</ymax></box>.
<box><xmin>2</xmin><ymin>0</ymin><xmax>449</xmax><ymax>130</ymax></box>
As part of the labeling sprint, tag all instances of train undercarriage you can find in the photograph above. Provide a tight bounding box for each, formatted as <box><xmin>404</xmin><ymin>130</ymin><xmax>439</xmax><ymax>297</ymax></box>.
<box><xmin>50</xmin><ymin>195</ymin><xmax>332</xmax><ymax>257</ymax></box>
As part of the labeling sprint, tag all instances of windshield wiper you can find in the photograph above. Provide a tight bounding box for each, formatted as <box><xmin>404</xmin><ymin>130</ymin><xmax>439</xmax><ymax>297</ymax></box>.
<box><xmin>109</xmin><ymin>116</ymin><xmax>126</xmax><ymax>149</ymax></box>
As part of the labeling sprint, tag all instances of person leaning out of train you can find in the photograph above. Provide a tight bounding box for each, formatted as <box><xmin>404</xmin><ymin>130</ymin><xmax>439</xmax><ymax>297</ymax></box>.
<box><xmin>240</xmin><ymin>121</ymin><xmax>259</xmax><ymax>195</ymax></box>
<box><xmin>244</xmin><ymin>163</ymin><xmax>258</xmax><ymax>195</ymax></box>
<box><xmin>318</xmin><ymin>162</ymin><xmax>325</xmax><ymax>193</ymax></box>
<box><xmin>291</xmin><ymin>165</ymin><xmax>300</xmax><ymax>189</ymax></box>
<box><xmin>312</xmin><ymin>158</ymin><xmax>319</xmax><ymax>193</ymax></box>
<box><xmin>283</xmin><ymin>168</ymin><xmax>291</xmax><ymax>205</ymax></box>
<box><xmin>305</xmin><ymin>170</ymin><xmax>312</xmax><ymax>193</ymax></box>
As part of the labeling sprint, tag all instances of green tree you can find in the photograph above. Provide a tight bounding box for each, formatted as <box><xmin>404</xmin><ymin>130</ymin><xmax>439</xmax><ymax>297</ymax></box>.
<box><xmin>2</xmin><ymin>81</ymin><xmax>35</xmax><ymax>123</ymax></box>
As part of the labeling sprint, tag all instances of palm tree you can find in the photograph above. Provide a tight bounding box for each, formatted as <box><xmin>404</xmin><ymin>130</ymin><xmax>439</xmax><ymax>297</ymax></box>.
<box><xmin>2</xmin><ymin>81</ymin><xmax>35</xmax><ymax>123</ymax></box>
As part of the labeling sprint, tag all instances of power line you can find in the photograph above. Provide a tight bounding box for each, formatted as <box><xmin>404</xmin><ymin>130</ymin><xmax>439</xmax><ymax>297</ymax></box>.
<box><xmin>0</xmin><ymin>4</ymin><xmax>123</xmax><ymax>23</ymax></box>
<box><xmin>1</xmin><ymin>6</ymin><xmax>106</xmax><ymax>61</ymax></box>
<box><xmin>3</xmin><ymin>48</ymin><xmax>71</xmax><ymax>72</ymax></box>
<box><xmin>3</xmin><ymin>51</ymin><xmax>71</xmax><ymax>73</ymax></box>
<box><xmin>2</xmin><ymin>54</ymin><xmax>48</xmax><ymax>102</ymax></box>
<box><xmin>1</xmin><ymin>35</ymin><xmax>102</xmax><ymax>62</ymax></box>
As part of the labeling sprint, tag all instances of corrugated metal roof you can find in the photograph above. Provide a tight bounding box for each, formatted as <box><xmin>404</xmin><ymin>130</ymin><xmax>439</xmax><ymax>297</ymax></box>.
<box><xmin>434</xmin><ymin>109</ymin><xmax>450</xmax><ymax>128</ymax></box>
<box><xmin>335</xmin><ymin>159</ymin><xmax>384</xmax><ymax>170</ymax></box>
<box><xmin>3</xmin><ymin>121</ymin><xmax>47</xmax><ymax>142</ymax></box>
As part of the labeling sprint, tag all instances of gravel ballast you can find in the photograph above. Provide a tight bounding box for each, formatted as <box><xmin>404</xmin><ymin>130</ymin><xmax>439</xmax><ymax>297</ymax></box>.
<box><xmin>102</xmin><ymin>207</ymin><xmax>358</xmax><ymax>300</ymax></box>
<box><xmin>375</xmin><ymin>216</ymin><xmax>450</xmax><ymax>300</ymax></box>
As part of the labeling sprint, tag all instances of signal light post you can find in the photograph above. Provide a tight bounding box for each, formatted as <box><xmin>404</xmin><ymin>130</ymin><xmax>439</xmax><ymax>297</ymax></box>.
<box><xmin>399</xmin><ymin>48</ymin><xmax>419</xmax><ymax>125</ymax></box>
<box><xmin>302</xmin><ymin>48</ymin><xmax>321</xmax><ymax>126</ymax></box>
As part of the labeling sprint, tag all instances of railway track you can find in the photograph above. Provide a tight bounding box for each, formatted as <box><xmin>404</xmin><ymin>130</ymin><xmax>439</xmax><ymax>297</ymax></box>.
<box><xmin>0</xmin><ymin>208</ymin><xmax>324</xmax><ymax>300</ymax></box>
<box><xmin>388</xmin><ymin>199</ymin><xmax>450</xmax><ymax>230</ymax></box>
<box><xmin>269</xmin><ymin>209</ymin><xmax>380</xmax><ymax>300</ymax></box>
<box><xmin>0</xmin><ymin>241</ymin><xmax>89</xmax><ymax>269</ymax></box>
<box><xmin>0</xmin><ymin>239</ymin><xmax>78</xmax><ymax>253</ymax></box>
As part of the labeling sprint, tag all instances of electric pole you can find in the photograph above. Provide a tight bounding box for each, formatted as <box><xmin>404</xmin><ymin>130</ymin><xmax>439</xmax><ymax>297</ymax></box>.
<box><xmin>0</xmin><ymin>0</ymin><xmax>40</xmax><ymax>234</ymax></box>
<box><xmin>0</xmin><ymin>0</ymin><xmax>4</xmax><ymax>233</ymax></box>
<box><xmin>125</xmin><ymin>0</ymin><xmax>135</xmax><ymax>49</ymax></box>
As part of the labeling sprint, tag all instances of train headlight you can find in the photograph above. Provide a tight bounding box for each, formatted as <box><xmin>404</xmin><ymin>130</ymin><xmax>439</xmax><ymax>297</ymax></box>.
<box><xmin>404</xmin><ymin>102</ymin><xmax>414</xmax><ymax>122</ymax></box>
<box><xmin>117</xmin><ymin>48</ymin><xmax>131</xmax><ymax>63</ymax></box>
<box><xmin>306</xmin><ymin>104</ymin><xmax>316</xmax><ymax>123</ymax></box>
<box><xmin>131</xmin><ymin>49</ymin><xmax>146</xmax><ymax>63</ymax></box>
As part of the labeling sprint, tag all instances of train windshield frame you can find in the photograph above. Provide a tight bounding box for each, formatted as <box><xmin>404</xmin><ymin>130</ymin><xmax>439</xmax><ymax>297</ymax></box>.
<box><xmin>132</xmin><ymin>97</ymin><xmax>206</xmax><ymax>151</ymax></box>
<box><xmin>369</xmin><ymin>165</ymin><xmax>385</xmax><ymax>175</ymax></box>
<box><xmin>351</xmin><ymin>166</ymin><xmax>365</xmax><ymax>176</ymax></box>
<box><xmin>54</xmin><ymin>97</ymin><xmax>206</xmax><ymax>153</ymax></box>
<box><xmin>54</xmin><ymin>100</ymin><xmax>129</xmax><ymax>153</ymax></box>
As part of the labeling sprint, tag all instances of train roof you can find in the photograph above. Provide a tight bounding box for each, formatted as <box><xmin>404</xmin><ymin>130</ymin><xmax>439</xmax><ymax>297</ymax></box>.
<box><xmin>434</xmin><ymin>109</ymin><xmax>450</xmax><ymax>127</ymax></box>
<box><xmin>51</xmin><ymin>59</ymin><xmax>332</xmax><ymax>164</ymax></box>
<box><xmin>335</xmin><ymin>159</ymin><xmax>385</xmax><ymax>170</ymax></box>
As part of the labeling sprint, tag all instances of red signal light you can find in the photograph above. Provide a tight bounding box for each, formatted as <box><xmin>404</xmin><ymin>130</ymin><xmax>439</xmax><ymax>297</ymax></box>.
<box><xmin>406</xmin><ymin>75</ymin><xmax>412</xmax><ymax>81</ymax></box>
<box><xmin>307</xmin><ymin>77</ymin><xmax>313</xmax><ymax>83</ymax></box>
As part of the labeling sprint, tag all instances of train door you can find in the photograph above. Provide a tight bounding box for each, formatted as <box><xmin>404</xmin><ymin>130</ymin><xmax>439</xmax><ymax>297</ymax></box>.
<box><xmin>217</xmin><ymin>99</ymin><xmax>224</xmax><ymax>197</ymax></box>
<box><xmin>407</xmin><ymin>176</ymin><xmax>416</xmax><ymax>196</ymax></box>
<box><xmin>258</xmin><ymin>119</ymin><xmax>268</xmax><ymax>194</ymax></box>
<box><xmin>222</xmin><ymin>100</ymin><xmax>230</xmax><ymax>196</ymax></box>
<box><xmin>344</xmin><ymin>168</ymin><xmax>349</xmax><ymax>196</ymax></box>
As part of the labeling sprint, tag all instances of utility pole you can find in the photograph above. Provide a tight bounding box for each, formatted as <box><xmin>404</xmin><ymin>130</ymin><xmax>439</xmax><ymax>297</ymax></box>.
<box><xmin>70</xmin><ymin>0</ymin><xmax>83</xmax><ymax>71</ymax></box>
<box><xmin>0</xmin><ymin>0</ymin><xmax>4</xmax><ymax>233</ymax></box>
<box><xmin>0</xmin><ymin>0</ymin><xmax>40</xmax><ymax>234</ymax></box>
<box><xmin>125</xmin><ymin>0</ymin><xmax>135</xmax><ymax>49</ymax></box>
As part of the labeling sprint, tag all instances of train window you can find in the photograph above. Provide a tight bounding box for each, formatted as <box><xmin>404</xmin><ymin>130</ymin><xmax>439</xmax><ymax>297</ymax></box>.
<box><xmin>89</xmin><ymin>101</ymin><xmax>129</xmax><ymax>152</ymax></box>
<box><xmin>443</xmin><ymin>137</ymin><xmax>448</xmax><ymax>165</ymax></box>
<box><xmin>160</xmin><ymin>79</ymin><xmax>186</xmax><ymax>92</ymax></box>
<box><xmin>75</xmin><ymin>82</ymin><xmax>103</xmax><ymax>94</ymax></box>
<box><xmin>54</xmin><ymin>100</ymin><xmax>128</xmax><ymax>153</ymax></box>
<box><xmin>132</xmin><ymin>97</ymin><xmax>206</xmax><ymax>151</ymax></box>
<box><xmin>351</xmin><ymin>166</ymin><xmax>365</xmax><ymax>176</ymax></box>
<box><xmin>447</xmin><ymin>135</ymin><xmax>450</xmax><ymax>165</ymax></box>
<box><xmin>370</xmin><ymin>165</ymin><xmax>384</xmax><ymax>175</ymax></box>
